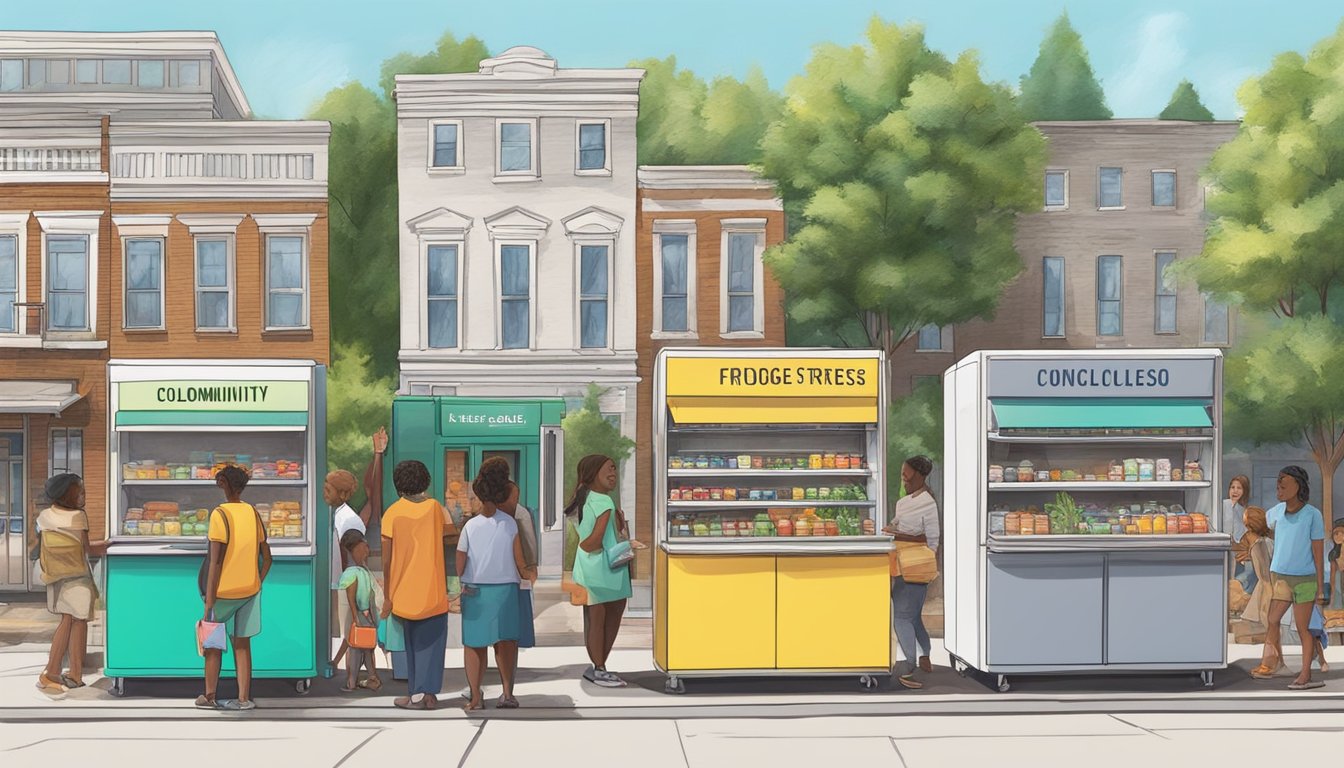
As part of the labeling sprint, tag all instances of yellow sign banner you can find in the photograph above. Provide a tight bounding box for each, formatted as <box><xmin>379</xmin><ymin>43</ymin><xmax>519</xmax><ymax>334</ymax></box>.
<box><xmin>666</xmin><ymin>357</ymin><xmax>880</xmax><ymax>398</ymax></box>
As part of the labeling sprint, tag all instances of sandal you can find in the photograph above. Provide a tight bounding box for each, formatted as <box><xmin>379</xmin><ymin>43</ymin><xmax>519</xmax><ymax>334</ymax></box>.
<box><xmin>496</xmin><ymin>695</ymin><xmax>519</xmax><ymax>709</ymax></box>
<box><xmin>1287</xmin><ymin>680</ymin><xmax>1325</xmax><ymax>690</ymax></box>
<box><xmin>462</xmin><ymin>700</ymin><xmax>485</xmax><ymax>711</ymax></box>
<box><xmin>394</xmin><ymin>695</ymin><xmax>428</xmax><ymax>710</ymax></box>
<box><xmin>896</xmin><ymin>674</ymin><xmax>924</xmax><ymax>690</ymax></box>
<box><xmin>358</xmin><ymin>676</ymin><xmax>383</xmax><ymax>692</ymax></box>
<box><xmin>340</xmin><ymin>683</ymin><xmax>358</xmax><ymax>693</ymax></box>
<box><xmin>194</xmin><ymin>694</ymin><xmax>218</xmax><ymax>709</ymax></box>
<box><xmin>36</xmin><ymin>673</ymin><xmax>67</xmax><ymax>695</ymax></box>
<box><xmin>61</xmin><ymin>673</ymin><xmax>86</xmax><ymax>689</ymax></box>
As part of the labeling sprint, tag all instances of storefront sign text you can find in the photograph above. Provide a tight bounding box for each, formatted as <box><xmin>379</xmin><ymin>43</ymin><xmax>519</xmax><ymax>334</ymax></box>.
<box><xmin>987</xmin><ymin>358</ymin><xmax>1216</xmax><ymax>398</ymax></box>
<box><xmin>119</xmin><ymin>381</ymin><xmax>309</xmax><ymax>412</ymax></box>
<box><xmin>667</xmin><ymin>357</ymin><xmax>880</xmax><ymax>398</ymax></box>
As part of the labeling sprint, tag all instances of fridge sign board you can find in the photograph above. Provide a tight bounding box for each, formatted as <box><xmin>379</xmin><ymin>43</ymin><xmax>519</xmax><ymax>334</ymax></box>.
<box><xmin>665</xmin><ymin>357</ymin><xmax>880</xmax><ymax>398</ymax></box>
<box><xmin>119</xmin><ymin>381</ymin><xmax>309</xmax><ymax>412</ymax></box>
<box><xmin>986</xmin><ymin>358</ymin><xmax>1216</xmax><ymax>398</ymax></box>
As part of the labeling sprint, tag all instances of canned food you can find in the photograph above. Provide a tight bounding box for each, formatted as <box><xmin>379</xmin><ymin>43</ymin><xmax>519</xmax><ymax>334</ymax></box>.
<box><xmin>823</xmin><ymin>453</ymin><xmax>837</xmax><ymax>469</ymax></box>
<box><xmin>669</xmin><ymin>488</ymin><xmax>682</xmax><ymax>501</ymax></box>
<box><xmin>809</xmin><ymin>454</ymin><xmax>823</xmax><ymax>469</ymax></box>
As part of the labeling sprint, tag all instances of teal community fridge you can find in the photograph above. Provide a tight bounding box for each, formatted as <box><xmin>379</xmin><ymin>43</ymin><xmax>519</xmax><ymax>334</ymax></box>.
<box><xmin>103</xmin><ymin>360</ymin><xmax>327</xmax><ymax>695</ymax></box>
<box><xmin>382</xmin><ymin>396</ymin><xmax>564</xmax><ymax>661</ymax></box>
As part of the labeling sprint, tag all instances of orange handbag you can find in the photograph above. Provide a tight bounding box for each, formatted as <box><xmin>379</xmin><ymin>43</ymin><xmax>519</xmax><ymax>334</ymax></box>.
<box><xmin>350</xmin><ymin>622</ymin><xmax>378</xmax><ymax>650</ymax></box>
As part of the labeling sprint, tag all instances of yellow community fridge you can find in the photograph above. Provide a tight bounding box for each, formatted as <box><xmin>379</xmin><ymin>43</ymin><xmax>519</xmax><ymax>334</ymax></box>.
<box><xmin>653</xmin><ymin>348</ymin><xmax>891</xmax><ymax>693</ymax></box>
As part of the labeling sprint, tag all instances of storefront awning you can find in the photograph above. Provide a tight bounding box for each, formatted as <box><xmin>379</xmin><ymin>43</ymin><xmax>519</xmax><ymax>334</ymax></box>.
<box><xmin>991</xmin><ymin>398</ymin><xmax>1212</xmax><ymax>429</ymax></box>
<box><xmin>0</xmin><ymin>381</ymin><xmax>82</xmax><ymax>414</ymax></box>
<box><xmin>668</xmin><ymin>396</ymin><xmax>878</xmax><ymax>425</ymax></box>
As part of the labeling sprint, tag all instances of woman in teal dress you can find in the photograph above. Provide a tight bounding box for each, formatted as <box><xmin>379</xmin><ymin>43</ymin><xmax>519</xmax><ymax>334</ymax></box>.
<box><xmin>565</xmin><ymin>454</ymin><xmax>644</xmax><ymax>688</ymax></box>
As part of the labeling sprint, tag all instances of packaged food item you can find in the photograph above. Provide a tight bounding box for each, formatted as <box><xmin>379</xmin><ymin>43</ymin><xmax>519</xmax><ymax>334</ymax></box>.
<box><xmin>1018</xmin><ymin>460</ymin><xmax>1035</xmax><ymax>482</ymax></box>
<box><xmin>710</xmin><ymin>455</ymin><xmax>725</xmax><ymax>470</ymax></box>
<box><xmin>163</xmin><ymin>521</ymin><xmax>181</xmax><ymax>536</ymax></box>
<box><xmin>795</xmin><ymin>517</ymin><xmax>812</xmax><ymax>536</ymax></box>
<box><xmin>709</xmin><ymin>488</ymin><xmax>723</xmax><ymax>501</ymax></box>
<box><xmin>808</xmin><ymin>454</ymin><xmax>823</xmax><ymax>469</ymax></box>
<box><xmin>669</xmin><ymin>488</ymin><xmax>683</xmax><ymax>501</ymax></box>
<box><xmin>1138</xmin><ymin>459</ymin><xmax>1155</xmax><ymax>482</ymax></box>
<box><xmin>1036</xmin><ymin>470</ymin><xmax>1050</xmax><ymax>482</ymax></box>
<box><xmin>1185</xmin><ymin>460</ymin><xmax>1203</xmax><ymax>481</ymax></box>
<box><xmin>1123</xmin><ymin>459</ymin><xmax>1139</xmax><ymax>482</ymax></box>
<box><xmin>836</xmin><ymin>454</ymin><xmax>851</xmax><ymax>470</ymax></box>
<box><xmin>150</xmin><ymin>522</ymin><xmax>164</xmax><ymax>536</ymax></box>
<box><xmin>821</xmin><ymin>453</ymin><xmax>835</xmax><ymax>469</ymax></box>
<box><xmin>824</xmin><ymin>520</ymin><xmax>839</xmax><ymax>536</ymax></box>
<box><xmin>1005</xmin><ymin>512</ymin><xmax>1022</xmax><ymax>535</ymax></box>
<box><xmin>1155</xmin><ymin>458</ymin><xmax>1172</xmax><ymax>482</ymax></box>
<box><xmin>1108</xmin><ymin>462</ymin><xmax>1125</xmax><ymax>481</ymax></box>
<box><xmin>1003</xmin><ymin>467</ymin><xmax>1018</xmax><ymax>483</ymax></box>
<box><xmin>792</xmin><ymin>487</ymin><xmax>805</xmax><ymax>501</ymax></box>
<box><xmin>988</xmin><ymin>465</ymin><xmax>1004</xmax><ymax>483</ymax></box>
<box><xmin>1137</xmin><ymin>515</ymin><xmax>1153</xmax><ymax>535</ymax></box>
<box><xmin>777</xmin><ymin>518</ymin><xmax>794</xmax><ymax>536</ymax></box>
<box><xmin>1153</xmin><ymin>515</ymin><xmax>1167</xmax><ymax>534</ymax></box>
<box><xmin>818</xmin><ymin>487</ymin><xmax>831</xmax><ymax>500</ymax></box>
<box><xmin>861</xmin><ymin>518</ymin><xmax>876</xmax><ymax>536</ymax></box>
<box><xmin>724</xmin><ymin>488</ymin><xmax>738</xmax><ymax>501</ymax></box>
<box><xmin>725</xmin><ymin>456</ymin><xmax>739</xmax><ymax>469</ymax></box>
<box><xmin>1171</xmin><ymin>468</ymin><xmax>1183</xmax><ymax>481</ymax></box>
<box><xmin>669</xmin><ymin>457</ymin><xmax>684</xmax><ymax>470</ymax></box>
<box><xmin>1049</xmin><ymin>469</ymin><xmax>1062</xmax><ymax>482</ymax></box>
<box><xmin>1089</xmin><ymin>521</ymin><xmax>1111</xmax><ymax>535</ymax></box>
<box><xmin>123</xmin><ymin>520</ymin><xmax>139</xmax><ymax>535</ymax></box>
<box><xmin>989</xmin><ymin>509</ymin><xmax>1008</xmax><ymax>535</ymax></box>
<box><xmin>1178</xmin><ymin>516</ymin><xmax>1194</xmax><ymax>535</ymax></box>
<box><xmin>1191</xmin><ymin>513</ymin><xmax>1209</xmax><ymax>534</ymax></box>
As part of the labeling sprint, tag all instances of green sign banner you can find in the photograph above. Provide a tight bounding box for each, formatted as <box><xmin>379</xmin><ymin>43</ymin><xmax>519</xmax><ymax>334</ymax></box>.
<box><xmin>440</xmin><ymin>402</ymin><xmax>540</xmax><ymax>435</ymax></box>
<box><xmin>119</xmin><ymin>381</ymin><xmax>309</xmax><ymax>412</ymax></box>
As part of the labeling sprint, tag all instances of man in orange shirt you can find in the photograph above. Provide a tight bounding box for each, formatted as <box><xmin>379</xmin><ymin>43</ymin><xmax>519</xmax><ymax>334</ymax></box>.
<box><xmin>380</xmin><ymin>460</ymin><xmax>453</xmax><ymax>710</ymax></box>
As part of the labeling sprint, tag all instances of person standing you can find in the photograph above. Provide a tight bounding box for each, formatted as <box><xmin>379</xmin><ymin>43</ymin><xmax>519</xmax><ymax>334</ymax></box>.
<box><xmin>565</xmin><ymin>455</ymin><xmax>644</xmax><ymax>688</ymax></box>
<box><xmin>1224</xmin><ymin>476</ymin><xmax>1253</xmax><ymax>589</ymax></box>
<box><xmin>502</xmin><ymin>481</ymin><xmax>538</xmax><ymax>649</ymax></box>
<box><xmin>1250</xmin><ymin>466</ymin><xmax>1326</xmax><ymax>690</ymax></box>
<box><xmin>380</xmin><ymin>460</ymin><xmax>451</xmax><ymax>710</ymax></box>
<box><xmin>199</xmin><ymin>466</ymin><xmax>271</xmax><ymax>711</ymax></box>
<box><xmin>1238</xmin><ymin>507</ymin><xmax>1274</xmax><ymax>639</ymax></box>
<box><xmin>337</xmin><ymin>530</ymin><xmax>382</xmax><ymax>693</ymax></box>
<box><xmin>34</xmin><ymin>474</ymin><xmax>106</xmax><ymax>695</ymax></box>
<box><xmin>883</xmin><ymin>455</ymin><xmax>940</xmax><ymax>690</ymax></box>
<box><xmin>457</xmin><ymin>459</ymin><xmax>534</xmax><ymax>710</ymax></box>
<box><xmin>325</xmin><ymin>427</ymin><xmax>387</xmax><ymax>669</ymax></box>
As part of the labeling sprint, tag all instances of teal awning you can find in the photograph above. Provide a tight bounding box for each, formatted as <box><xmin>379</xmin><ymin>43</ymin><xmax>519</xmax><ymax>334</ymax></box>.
<box><xmin>991</xmin><ymin>398</ymin><xmax>1212</xmax><ymax>429</ymax></box>
<box><xmin>116</xmin><ymin>411</ymin><xmax>308</xmax><ymax>428</ymax></box>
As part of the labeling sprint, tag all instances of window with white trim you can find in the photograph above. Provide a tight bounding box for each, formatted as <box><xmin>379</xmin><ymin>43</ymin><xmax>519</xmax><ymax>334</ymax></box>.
<box><xmin>721</xmin><ymin>224</ymin><xmax>765</xmax><ymax>336</ymax></box>
<box><xmin>579</xmin><ymin>244</ymin><xmax>609</xmax><ymax>348</ymax></box>
<box><xmin>1155</xmin><ymin>251</ymin><xmax>1177</xmax><ymax>334</ymax></box>
<box><xmin>576</xmin><ymin>121</ymin><xmax>609</xmax><ymax>174</ymax></box>
<box><xmin>50</xmin><ymin>427</ymin><xmax>82</xmax><ymax>477</ymax></box>
<box><xmin>430</xmin><ymin>121</ymin><xmax>462</xmax><ymax>169</ymax></box>
<box><xmin>46</xmin><ymin>235</ymin><xmax>89</xmax><ymax>331</ymax></box>
<box><xmin>0</xmin><ymin>235</ymin><xmax>15</xmax><ymax>333</ymax></box>
<box><xmin>499</xmin><ymin>243</ymin><xmax>532</xmax><ymax>349</ymax></box>
<box><xmin>660</xmin><ymin>234</ymin><xmax>690</xmax><ymax>333</ymax></box>
<box><xmin>1097</xmin><ymin>255</ymin><xmax>1123</xmax><ymax>336</ymax></box>
<box><xmin>266</xmin><ymin>235</ymin><xmax>308</xmax><ymax>330</ymax></box>
<box><xmin>124</xmin><ymin>238</ymin><xmax>164</xmax><ymax>329</ymax></box>
<box><xmin>1043</xmin><ymin>256</ymin><xmax>1065</xmax><ymax>337</ymax></box>
<box><xmin>427</xmin><ymin>244</ymin><xmax>459</xmax><ymax>348</ymax></box>
<box><xmin>194</xmin><ymin>237</ymin><xmax>233</xmax><ymax>331</ymax></box>
<box><xmin>1045</xmin><ymin>170</ymin><xmax>1068</xmax><ymax>209</ymax></box>
<box><xmin>1203</xmin><ymin>295</ymin><xmax>1230</xmax><ymax>345</ymax></box>
<box><xmin>1099</xmin><ymin>167</ymin><xmax>1123</xmax><ymax>209</ymax></box>
<box><xmin>497</xmin><ymin>120</ymin><xmax>538</xmax><ymax>176</ymax></box>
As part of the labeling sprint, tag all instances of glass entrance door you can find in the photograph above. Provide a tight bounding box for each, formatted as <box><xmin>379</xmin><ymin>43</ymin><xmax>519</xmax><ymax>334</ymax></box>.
<box><xmin>0</xmin><ymin>433</ymin><xmax>26</xmax><ymax>590</ymax></box>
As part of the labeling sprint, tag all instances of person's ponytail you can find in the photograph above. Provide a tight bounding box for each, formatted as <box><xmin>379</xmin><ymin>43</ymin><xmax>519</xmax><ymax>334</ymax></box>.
<box><xmin>564</xmin><ymin>455</ymin><xmax>613</xmax><ymax>522</ymax></box>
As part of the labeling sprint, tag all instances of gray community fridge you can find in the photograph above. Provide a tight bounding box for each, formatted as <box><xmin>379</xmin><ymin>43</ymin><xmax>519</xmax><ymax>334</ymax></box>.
<box><xmin>942</xmin><ymin>349</ymin><xmax>1228</xmax><ymax>692</ymax></box>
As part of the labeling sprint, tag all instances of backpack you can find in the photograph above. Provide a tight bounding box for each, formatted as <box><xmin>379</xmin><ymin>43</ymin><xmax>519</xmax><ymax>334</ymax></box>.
<box><xmin>197</xmin><ymin>505</ymin><xmax>266</xmax><ymax>599</ymax></box>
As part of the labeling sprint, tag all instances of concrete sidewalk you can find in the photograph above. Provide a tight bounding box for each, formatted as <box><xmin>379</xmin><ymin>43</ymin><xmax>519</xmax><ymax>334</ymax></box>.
<box><xmin>2</xmin><ymin>641</ymin><xmax>1341</xmax><ymax>722</ymax></box>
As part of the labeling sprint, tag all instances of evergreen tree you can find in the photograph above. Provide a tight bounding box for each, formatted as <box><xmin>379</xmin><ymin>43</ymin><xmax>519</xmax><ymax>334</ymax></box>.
<box><xmin>1159</xmin><ymin>79</ymin><xmax>1215</xmax><ymax>120</ymax></box>
<box><xmin>1018</xmin><ymin>12</ymin><xmax>1112</xmax><ymax>120</ymax></box>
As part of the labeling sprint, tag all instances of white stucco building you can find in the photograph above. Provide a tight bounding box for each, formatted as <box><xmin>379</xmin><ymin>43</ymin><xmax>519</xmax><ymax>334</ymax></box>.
<box><xmin>393</xmin><ymin>47</ymin><xmax>644</xmax><ymax>509</ymax></box>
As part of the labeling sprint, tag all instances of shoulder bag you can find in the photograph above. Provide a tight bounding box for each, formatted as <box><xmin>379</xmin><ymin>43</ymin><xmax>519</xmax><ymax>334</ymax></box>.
<box><xmin>891</xmin><ymin>540</ymin><xmax>939</xmax><ymax>584</ymax></box>
<box><xmin>605</xmin><ymin>509</ymin><xmax>635</xmax><ymax>571</ymax></box>
<box><xmin>349</xmin><ymin>569</ymin><xmax>379</xmax><ymax>650</ymax></box>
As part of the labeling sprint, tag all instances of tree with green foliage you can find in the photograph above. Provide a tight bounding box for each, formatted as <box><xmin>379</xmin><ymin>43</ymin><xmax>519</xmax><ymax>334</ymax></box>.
<box><xmin>761</xmin><ymin>19</ymin><xmax>1047</xmax><ymax>395</ymax></box>
<box><xmin>1018</xmin><ymin>12</ymin><xmax>1112</xmax><ymax>121</ymax></box>
<box><xmin>561</xmin><ymin>384</ymin><xmax>636</xmax><ymax>569</ymax></box>
<box><xmin>632</xmin><ymin>56</ymin><xmax>783</xmax><ymax>165</ymax></box>
<box><xmin>1180</xmin><ymin>22</ymin><xmax>1344</xmax><ymax>528</ymax></box>
<box><xmin>308</xmin><ymin>31</ymin><xmax>489</xmax><ymax>482</ymax></box>
<box><xmin>1159</xmin><ymin>80</ymin><xmax>1215</xmax><ymax>121</ymax></box>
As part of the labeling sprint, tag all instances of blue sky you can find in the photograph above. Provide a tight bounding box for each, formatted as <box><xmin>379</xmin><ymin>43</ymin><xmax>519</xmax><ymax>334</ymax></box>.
<box><xmin>7</xmin><ymin>0</ymin><xmax>1342</xmax><ymax>119</ymax></box>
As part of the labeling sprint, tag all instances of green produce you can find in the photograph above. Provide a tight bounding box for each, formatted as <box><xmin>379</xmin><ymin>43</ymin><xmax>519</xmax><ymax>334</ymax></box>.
<box><xmin>1044</xmin><ymin>492</ymin><xmax>1082</xmax><ymax>534</ymax></box>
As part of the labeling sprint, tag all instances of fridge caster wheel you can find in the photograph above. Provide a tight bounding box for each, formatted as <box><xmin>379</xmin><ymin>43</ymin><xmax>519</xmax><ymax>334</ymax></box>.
<box><xmin>665</xmin><ymin>676</ymin><xmax>686</xmax><ymax>695</ymax></box>
<box><xmin>859</xmin><ymin>674</ymin><xmax>880</xmax><ymax>690</ymax></box>
<box><xmin>996</xmin><ymin>675</ymin><xmax>1011</xmax><ymax>693</ymax></box>
<box><xmin>1200</xmin><ymin>671</ymin><xmax>1214</xmax><ymax>688</ymax></box>
<box><xmin>295</xmin><ymin>679</ymin><xmax>312</xmax><ymax>695</ymax></box>
<box><xmin>109</xmin><ymin>677</ymin><xmax>125</xmax><ymax>697</ymax></box>
<box><xmin>952</xmin><ymin>658</ymin><xmax>969</xmax><ymax>677</ymax></box>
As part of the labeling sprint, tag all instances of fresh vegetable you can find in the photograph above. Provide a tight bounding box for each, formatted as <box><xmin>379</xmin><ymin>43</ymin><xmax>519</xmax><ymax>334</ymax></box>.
<box><xmin>1044</xmin><ymin>492</ymin><xmax>1082</xmax><ymax>534</ymax></box>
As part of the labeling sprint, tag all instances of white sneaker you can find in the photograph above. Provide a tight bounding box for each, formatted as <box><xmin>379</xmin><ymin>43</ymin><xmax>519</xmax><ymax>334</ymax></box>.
<box><xmin>594</xmin><ymin>668</ymin><xmax>627</xmax><ymax>688</ymax></box>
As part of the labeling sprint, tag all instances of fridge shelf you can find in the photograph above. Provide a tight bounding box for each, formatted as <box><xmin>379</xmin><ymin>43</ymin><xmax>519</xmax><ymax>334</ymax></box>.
<box><xmin>667</xmin><ymin>469</ymin><xmax>872</xmax><ymax>478</ymax></box>
<box><xmin>667</xmin><ymin>500</ymin><xmax>875</xmax><ymax>509</ymax></box>
<box><xmin>988</xmin><ymin>433</ymin><xmax>1214</xmax><ymax>444</ymax></box>
<box><xmin>988</xmin><ymin>481</ymin><xmax>1211</xmax><ymax>491</ymax></box>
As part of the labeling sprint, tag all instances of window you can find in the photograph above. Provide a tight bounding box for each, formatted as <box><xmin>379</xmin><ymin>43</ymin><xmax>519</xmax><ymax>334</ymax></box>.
<box><xmin>45</xmin><ymin>60</ymin><xmax>69</xmax><ymax>85</ymax></box>
<box><xmin>102</xmin><ymin>59</ymin><xmax>131</xmax><ymax>85</ymax></box>
<box><xmin>26</xmin><ymin>59</ymin><xmax>45</xmax><ymax>87</ymax></box>
<box><xmin>722</xmin><ymin>228</ymin><xmax>764</xmax><ymax>334</ymax></box>
<box><xmin>75</xmin><ymin>59</ymin><xmax>98</xmax><ymax>84</ymax></box>
<box><xmin>266</xmin><ymin>235</ymin><xmax>308</xmax><ymax>329</ymax></box>
<box><xmin>49</xmin><ymin>428</ymin><xmax>83</xmax><ymax>477</ymax></box>
<box><xmin>0</xmin><ymin>236</ymin><xmax>15</xmax><ymax>333</ymax></box>
<box><xmin>194</xmin><ymin>238</ymin><xmax>232</xmax><ymax>330</ymax></box>
<box><xmin>1203</xmin><ymin>295</ymin><xmax>1230</xmax><ymax>345</ymax></box>
<box><xmin>431</xmin><ymin>122</ymin><xmax>461</xmax><ymax>168</ymax></box>
<box><xmin>124</xmin><ymin>238</ymin><xmax>164</xmax><ymax>329</ymax></box>
<box><xmin>174</xmin><ymin>60</ymin><xmax>201</xmax><ymax>87</ymax></box>
<box><xmin>660</xmin><ymin>234</ymin><xmax>690</xmax><ymax>333</ymax></box>
<box><xmin>1043</xmin><ymin>256</ymin><xmax>1065</xmax><ymax>337</ymax></box>
<box><xmin>579</xmin><ymin>244</ymin><xmax>609</xmax><ymax>348</ymax></box>
<box><xmin>916</xmin><ymin>324</ymin><xmax>952</xmax><ymax>351</ymax></box>
<box><xmin>1099</xmin><ymin>167</ymin><xmax>1123</xmax><ymax>209</ymax></box>
<box><xmin>1045</xmin><ymin>170</ymin><xmax>1068</xmax><ymax>209</ymax></box>
<box><xmin>1096</xmin><ymin>255</ymin><xmax>1123</xmax><ymax>336</ymax></box>
<box><xmin>577</xmin><ymin>121</ymin><xmax>609</xmax><ymax>173</ymax></box>
<box><xmin>1152</xmin><ymin>170</ymin><xmax>1176</xmax><ymax>207</ymax></box>
<box><xmin>0</xmin><ymin>60</ymin><xmax>21</xmax><ymax>91</ymax></box>
<box><xmin>46</xmin><ymin>235</ymin><xmax>89</xmax><ymax>331</ymax></box>
<box><xmin>500</xmin><ymin>244</ymin><xmax>531</xmax><ymax>349</ymax></box>
<box><xmin>497</xmin><ymin>120</ymin><xmax>536</xmax><ymax>175</ymax></box>
<box><xmin>137</xmin><ymin>60</ymin><xmax>165</xmax><ymax>88</ymax></box>
<box><xmin>1155</xmin><ymin>251</ymin><xmax>1177</xmax><ymax>334</ymax></box>
<box><xmin>426</xmin><ymin>244</ymin><xmax>459</xmax><ymax>348</ymax></box>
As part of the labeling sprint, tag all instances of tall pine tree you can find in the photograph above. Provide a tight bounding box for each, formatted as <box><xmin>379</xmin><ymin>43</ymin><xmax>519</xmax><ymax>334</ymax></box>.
<box><xmin>1159</xmin><ymin>79</ymin><xmax>1215</xmax><ymax>120</ymax></box>
<box><xmin>1018</xmin><ymin>12</ymin><xmax>1112</xmax><ymax>120</ymax></box>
